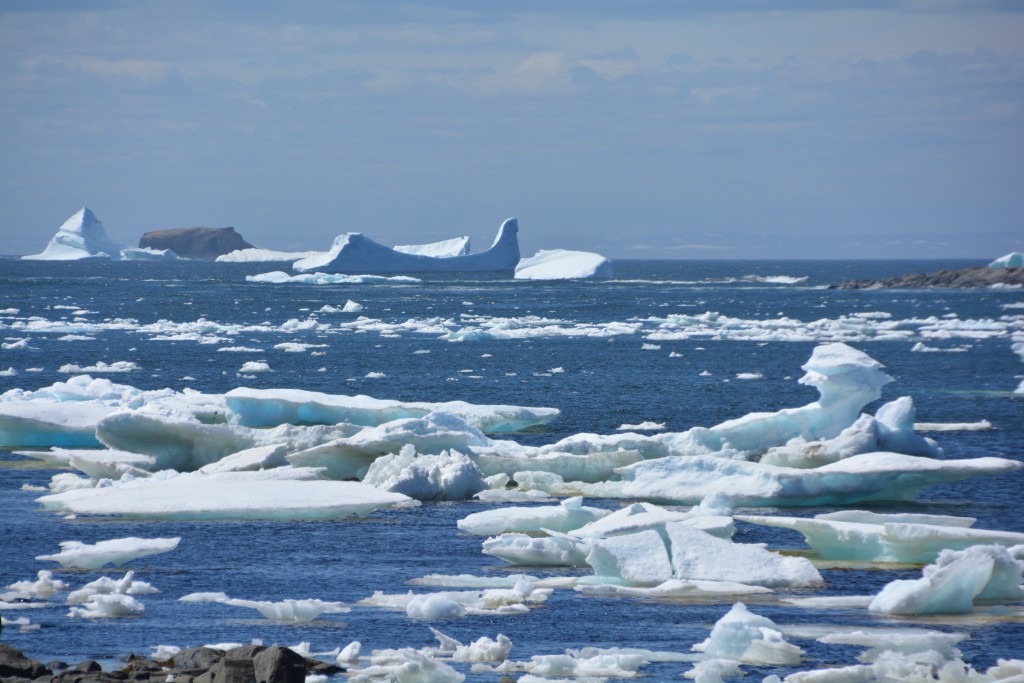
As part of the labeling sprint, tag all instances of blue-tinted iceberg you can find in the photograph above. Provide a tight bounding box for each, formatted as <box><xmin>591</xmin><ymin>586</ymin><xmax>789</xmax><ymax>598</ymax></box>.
<box><xmin>293</xmin><ymin>218</ymin><xmax>520</xmax><ymax>274</ymax></box>
<box><xmin>989</xmin><ymin>252</ymin><xmax>1024</xmax><ymax>268</ymax></box>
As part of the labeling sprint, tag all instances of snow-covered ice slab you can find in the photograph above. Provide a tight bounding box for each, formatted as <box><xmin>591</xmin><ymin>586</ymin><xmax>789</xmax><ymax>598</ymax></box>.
<box><xmin>350</xmin><ymin>649</ymin><xmax>463</xmax><ymax>683</ymax></box>
<box><xmin>457</xmin><ymin>497</ymin><xmax>611</xmax><ymax>536</ymax></box>
<box><xmin>736</xmin><ymin>513</ymin><xmax>1024</xmax><ymax>563</ymax></box>
<box><xmin>615</xmin><ymin>452</ymin><xmax>1022</xmax><ymax>506</ymax></box>
<box><xmin>23</xmin><ymin>208</ymin><xmax>124</xmax><ymax>261</ymax></box>
<box><xmin>218</xmin><ymin>597</ymin><xmax>350</xmax><ymax>623</ymax></box>
<box><xmin>358</xmin><ymin>576</ymin><xmax>551</xmax><ymax>618</ymax></box>
<box><xmin>294</xmin><ymin>218</ymin><xmax>520</xmax><ymax>274</ymax></box>
<box><xmin>869</xmin><ymin>544</ymin><xmax>1024</xmax><ymax>615</ymax></box>
<box><xmin>575</xmin><ymin>578</ymin><xmax>771</xmax><ymax>600</ymax></box>
<box><xmin>224</xmin><ymin>386</ymin><xmax>559</xmax><ymax>432</ymax></box>
<box><xmin>36</xmin><ymin>537</ymin><xmax>180</xmax><ymax>569</ymax></box>
<box><xmin>482</xmin><ymin>532</ymin><xmax>590</xmax><ymax>567</ymax></box>
<box><xmin>216</xmin><ymin>248</ymin><xmax>324</xmax><ymax>262</ymax></box>
<box><xmin>393</xmin><ymin>235</ymin><xmax>470</xmax><ymax>257</ymax></box>
<box><xmin>362</xmin><ymin>447</ymin><xmax>486</xmax><ymax>501</ymax></box>
<box><xmin>514</xmin><ymin>249</ymin><xmax>613</xmax><ymax>280</ymax></box>
<box><xmin>38</xmin><ymin>469</ymin><xmax>417</xmax><ymax>520</ymax></box>
<box><xmin>246</xmin><ymin>271</ymin><xmax>422</xmax><ymax>285</ymax></box>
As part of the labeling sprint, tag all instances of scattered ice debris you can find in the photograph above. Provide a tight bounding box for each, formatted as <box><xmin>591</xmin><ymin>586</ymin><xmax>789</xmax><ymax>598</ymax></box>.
<box><xmin>616</xmin><ymin>421</ymin><xmax>665</xmax><ymax>431</ymax></box>
<box><xmin>246</xmin><ymin>271</ymin><xmax>423</xmax><ymax>285</ymax></box>
<box><xmin>735</xmin><ymin>372</ymin><xmax>763</xmax><ymax>380</ymax></box>
<box><xmin>642</xmin><ymin>343</ymin><xmax>661</xmax><ymax>350</ymax></box>
<box><xmin>58</xmin><ymin>361</ymin><xmax>139</xmax><ymax>373</ymax></box>
<box><xmin>359</xmin><ymin>576</ymin><xmax>551</xmax><ymax>618</ymax></box>
<box><xmin>430</xmin><ymin>627</ymin><xmax>512</xmax><ymax>663</ymax></box>
<box><xmin>3</xmin><ymin>570</ymin><xmax>68</xmax><ymax>600</ymax></box>
<box><xmin>362</xmin><ymin>446</ymin><xmax>486</xmax><ymax>501</ymax></box>
<box><xmin>869</xmin><ymin>544</ymin><xmax>1024</xmax><ymax>615</ymax></box>
<box><xmin>350</xmin><ymin>648</ymin><xmax>464</xmax><ymax>683</ymax></box>
<box><xmin>38</xmin><ymin>470</ymin><xmax>418</xmax><ymax>520</ymax></box>
<box><xmin>217</xmin><ymin>346</ymin><xmax>264</xmax><ymax>352</ymax></box>
<box><xmin>2</xmin><ymin>338</ymin><xmax>29</xmax><ymax>350</ymax></box>
<box><xmin>365</xmin><ymin>371</ymin><xmax>386</xmax><ymax>378</ymax></box>
<box><xmin>239</xmin><ymin>360</ymin><xmax>272</xmax><ymax>373</ymax></box>
<box><xmin>35</xmin><ymin>537</ymin><xmax>180</xmax><ymax>569</ymax></box>
<box><xmin>457</xmin><ymin>496</ymin><xmax>610</xmax><ymax>536</ymax></box>
<box><xmin>67</xmin><ymin>593</ymin><xmax>145</xmax><ymax>618</ymax></box>
<box><xmin>273</xmin><ymin>342</ymin><xmax>328</xmax><ymax>352</ymax></box>
<box><xmin>691</xmin><ymin>603</ymin><xmax>802</xmax><ymax>667</ymax></box>
<box><xmin>66</xmin><ymin>571</ymin><xmax>158</xmax><ymax>604</ymax></box>
<box><xmin>736</xmin><ymin>511</ymin><xmax>1024</xmax><ymax>563</ymax></box>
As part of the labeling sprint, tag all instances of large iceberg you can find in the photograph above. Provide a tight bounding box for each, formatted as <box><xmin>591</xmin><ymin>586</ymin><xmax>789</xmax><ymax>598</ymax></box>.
<box><xmin>293</xmin><ymin>218</ymin><xmax>520</xmax><ymax>274</ymax></box>
<box><xmin>216</xmin><ymin>248</ymin><xmax>324</xmax><ymax>263</ymax></box>
<box><xmin>514</xmin><ymin>250</ymin><xmax>613</xmax><ymax>280</ymax></box>
<box><xmin>393</xmin><ymin>236</ymin><xmax>470</xmax><ymax>257</ymax></box>
<box><xmin>989</xmin><ymin>252</ymin><xmax>1024</xmax><ymax>268</ymax></box>
<box><xmin>23</xmin><ymin>208</ymin><xmax>125</xmax><ymax>261</ymax></box>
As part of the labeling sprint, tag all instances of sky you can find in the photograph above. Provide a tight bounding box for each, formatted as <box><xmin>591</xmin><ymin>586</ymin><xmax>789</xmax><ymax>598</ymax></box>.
<box><xmin>1</xmin><ymin>1</ymin><xmax>1022</xmax><ymax>259</ymax></box>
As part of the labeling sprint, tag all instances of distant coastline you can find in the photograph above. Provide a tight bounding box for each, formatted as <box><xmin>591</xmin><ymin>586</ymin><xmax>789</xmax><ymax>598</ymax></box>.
<box><xmin>830</xmin><ymin>266</ymin><xmax>1024</xmax><ymax>289</ymax></box>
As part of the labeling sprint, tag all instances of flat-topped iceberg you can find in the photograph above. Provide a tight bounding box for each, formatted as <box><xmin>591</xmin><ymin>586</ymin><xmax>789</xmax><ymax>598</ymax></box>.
<box><xmin>216</xmin><ymin>248</ymin><xmax>324</xmax><ymax>263</ymax></box>
<box><xmin>23</xmin><ymin>208</ymin><xmax>125</xmax><ymax>261</ymax></box>
<box><xmin>514</xmin><ymin>249</ymin><xmax>613</xmax><ymax>281</ymax></box>
<box><xmin>35</xmin><ymin>537</ymin><xmax>180</xmax><ymax>569</ymax></box>
<box><xmin>293</xmin><ymin>218</ymin><xmax>520</xmax><ymax>274</ymax></box>
<box><xmin>38</xmin><ymin>469</ymin><xmax>418</xmax><ymax>520</ymax></box>
<box><xmin>393</xmin><ymin>236</ymin><xmax>470</xmax><ymax>257</ymax></box>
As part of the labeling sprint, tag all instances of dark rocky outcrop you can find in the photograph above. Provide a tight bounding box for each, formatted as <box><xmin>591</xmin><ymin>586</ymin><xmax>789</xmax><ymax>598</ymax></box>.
<box><xmin>138</xmin><ymin>228</ymin><xmax>253</xmax><ymax>260</ymax></box>
<box><xmin>0</xmin><ymin>644</ymin><xmax>335</xmax><ymax>683</ymax></box>
<box><xmin>831</xmin><ymin>267</ymin><xmax>1024</xmax><ymax>290</ymax></box>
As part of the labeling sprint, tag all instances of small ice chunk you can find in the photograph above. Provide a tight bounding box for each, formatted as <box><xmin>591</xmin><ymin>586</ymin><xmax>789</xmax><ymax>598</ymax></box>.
<box><xmin>349</xmin><ymin>648</ymin><xmax>464</xmax><ymax>683</ymax></box>
<box><xmin>67</xmin><ymin>593</ymin><xmax>145</xmax><ymax>618</ymax></box>
<box><xmin>239</xmin><ymin>361</ymin><xmax>272</xmax><ymax>373</ymax></box>
<box><xmin>66</xmin><ymin>571</ymin><xmax>158</xmax><ymax>604</ymax></box>
<box><xmin>223</xmin><ymin>597</ymin><xmax>350</xmax><ymax>622</ymax></box>
<box><xmin>692</xmin><ymin>602</ymin><xmax>802</xmax><ymax>665</ymax></box>
<box><xmin>362</xmin><ymin>446</ymin><xmax>486</xmax><ymax>501</ymax></box>
<box><xmin>4</xmin><ymin>570</ymin><xmax>68</xmax><ymax>600</ymax></box>
<box><xmin>457</xmin><ymin>496</ymin><xmax>610</xmax><ymax>536</ymax></box>
<box><xmin>36</xmin><ymin>537</ymin><xmax>180</xmax><ymax>569</ymax></box>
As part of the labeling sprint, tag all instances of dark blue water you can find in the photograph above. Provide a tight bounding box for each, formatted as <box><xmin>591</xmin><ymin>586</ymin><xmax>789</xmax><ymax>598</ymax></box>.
<box><xmin>2</xmin><ymin>258</ymin><xmax>1022</xmax><ymax>677</ymax></box>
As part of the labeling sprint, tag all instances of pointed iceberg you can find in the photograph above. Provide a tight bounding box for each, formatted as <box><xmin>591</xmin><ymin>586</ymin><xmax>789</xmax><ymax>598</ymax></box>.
<box><xmin>23</xmin><ymin>208</ymin><xmax>125</xmax><ymax>260</ymax></box>
<box><xmin>293</xmin><ymin>218</ymin><xmax>520</xmax><ymax>274</ymax></box>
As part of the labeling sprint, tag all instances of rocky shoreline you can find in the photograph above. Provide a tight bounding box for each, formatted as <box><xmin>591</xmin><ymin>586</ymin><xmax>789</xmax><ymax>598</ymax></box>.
<box><xmin>0</xmin><ymin>643</ymin><xmax>341</xmax><ymax>683</ymax></box>
<box><xmin>830</xmin><ymin>266</ymin><xmax>1024</xmax><ymax>289</ymax></box>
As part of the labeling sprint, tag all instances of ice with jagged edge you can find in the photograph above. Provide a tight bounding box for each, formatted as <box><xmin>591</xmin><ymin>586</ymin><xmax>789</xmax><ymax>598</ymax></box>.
<box><xmin>362</xmin><ymin>446</ymin><xmax>486</xmax><ymax>501</ymax></box>
<box><xmin>358</xmin><ymin>575</ymin><xmax>551</xmax><ymax>619</ymax></box>
<box><xmin>23</xmin><ymin>208</ymin><xmax>125</xmax><ymax>261</ymax></box>
<box><xmin>293</xmin><ymin>218</ymin><xmax>519</xmax><ymax>274</ymax></box>
<box><xmin>869</xmin><ymin>544</ymin><xmax>1024</xmax><ymax>615</ymax></box>
<box><xmin>457</xmin><ymin>496</ymin><xmax>611</xmax><ymax>536</ymax></box>
<box><xmin>690</xmin><ymin>602</ymin><xmax>803</xmax><ymax>667</ymax></box>
<box><xmin>36</xmin><ymin>536</ymin><xmax>180</xmax><ymax>569</ymax></box>
<box><xmin>38</xmin><ymin>468</ymin><xmax>418</xmax><ymax>520</ymax></box>
<box><xmin>514</xmin><ymin>249</ymin><xmax>613</xmax><ymax>280</ymax></box>
<box><xmin>66</xmin><ymin>570</ymin><xmax>158</xmax><ymax>604</ymax></box>
<box><xmin>350</xmin><ymin>648</ymin><xmax>463</xmax><ymax>683</ymax></box>
<box><xmin>736</xmin><ymin>510</ymin><xmax>1024</xmax><ymax>563</ymax></box>
<box><xmin>2</xmin><ymin>571</ymin><xmax>68</xmax><ymax>601</ymax></box>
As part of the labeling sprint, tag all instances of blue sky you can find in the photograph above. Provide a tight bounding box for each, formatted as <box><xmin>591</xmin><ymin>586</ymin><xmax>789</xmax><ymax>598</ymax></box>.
<box><xmin>2</xmin><ymin>1</ymin><xmax>1022</xmax><ymax>259</ymax></box>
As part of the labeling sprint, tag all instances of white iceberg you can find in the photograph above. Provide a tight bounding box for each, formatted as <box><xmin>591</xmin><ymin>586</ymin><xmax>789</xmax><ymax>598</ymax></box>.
<box><xmin>38</xmin><ymin>469</ymin><xmax>417</xmax><ymax>520</ymax></box>
<box><xmin>36</xmin><ymin>536</ymin><xmax>180</xmax><ymax>569</ymax></box>
<box><xmin>869</xmin><ymin>544</ymin><xmax>1024</xmax><ymax>615</ymax></box>
<box><xmin>393</xmin><ymin>236</ymin><xmax>470</xmax><ymax>257</ymax></box>
<box><xmin>119</xmin><ymin>247</ymin><xmax>178</xmax><ymax>261</ymax></box>
<box><xmin>67</xmin><ymin>593</ymin><xmax>145</xmax><ymax>619</ymax></box>
<box><xmin>23</xmin><ymin>208</ymin><xmax>124</xmax><ymax>260</ymax></box>
<box><xmin>3</xmin><ymin>571</ymin><xmax>68</xmax><ymax>600</ymax></box>
<box><xmin>735</xmin><ymin>513</ymin><xmax>1024</xmax><ymax>563</ymax></box>
<box><xmin>514</xmin><ymin>249</ymin><xmax>613</xmax><ymax>280</ymax></box>
<box><xmin>293</xmin><ymin>218</ymin><xmax>520</xmax><ymax>274</ymax></box>
<box><xmin>66</xmin><ymin>570</ymin><xmax>158</xmax><ymax>604</ymax></box>
<box><xmin>457</xmin><ymin>496</ymin><xmax>610</xmax><ymax>536</ymax></box>
<box><xmin>216</xmin><ymin>248</ymin><xmax>325</xmax><ymax>262</ymax></box>
<box><xmin>691</xmin><ymin>602</ymin><xmax>802</xmax><ymax>666</ymax></box>
<box><xmin>989</xmin><ymin>252</ymin><xmax>1024</xmax><ymax>268</ymax></box>
<box><xmin>361</xmin><ymin>446</ymin><xmax>486</xmax><ymax>501</ymax></box>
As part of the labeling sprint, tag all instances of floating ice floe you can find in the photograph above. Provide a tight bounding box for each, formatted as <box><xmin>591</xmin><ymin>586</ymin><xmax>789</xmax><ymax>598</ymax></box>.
<box><xmin>246</xmin><ymin>271</ymin><xmax>423</xmax><ymax>285</ymax></box>
<box><xmin>66</xmin><ymin>570</ymin><xmax>158</xmax><ymax>604</ymax></box>
<box><xmin>67</xmin><ymin>593</ymin><xmax>145</xmax><ymax>618</ymax></box>
<box><xmin>58</xmin><ymin>361</ymin><xmax>140</xmax><ymax>374</ymax></box>
<box><xmin>3</xmin><ymin>570</ymin><xmax>68</xmax><ymax>601</ymax></box>
<box><xmin>513</xmin><ymin>249</ymin><xmax>613</xmax><ymax>280</ymax></box>
<box><xmin>181</xmin><ymin>592</ymin><xmax>350</xmax><ymax>622</ymax></box>
<box><xmin>350</xmin><ymin>648</ymin><xmax>463</xmax><ymax>683</ymax></box>
<box><xmin>359</xmin><ymin>576</ymin><xmax>551</xmax><ymax>619</ymax></box>
<box><xmin>215</xmin><ymin>248</ymin><xmax>324</xmax><ymax>262</ymax></box>
<box><xmin>120</xmin><ymin>247</ymin><xmax>177</xmax><ymax>260</ymax></box>
<box><xmin>294</xmin><ymin>218</ymin><xmax>519</xmax><ymax>274</ymax></box>
<box><xmin>457</xmin><ymin>496</ymin><xmax>610</xmax><ymax>536</ymax></box>
<box><xmin>616</xmin><ymin>421</ymin><xmax>665</xmax><ymax>431</ymax></box>
<box><xmin>35</xmin><ymin>536</ymin><xmax>180</xmax><ymax>569</ymax></box>
<box><xmin>736</xmin><ymin>511</ymin><xmax>1024</xmax><ymax>563</ymax></box>
<box><xmin>869</xmin><ymin>544</ymin><xmax>1024</xmax><ymax>615</ymax></box>
<box><xmin>362</xmin><ymin>446</ymin><xmax>486</xmax><ymax>501</ymax></box>
<box><xmin>39</xmin><ymin>469</ymin><xmax>417</xmax><ymax>520</ymax></box>
<box><xmin>784</xmin><ymin>644</ymin><xmax>1024</xmax><ymax>683</ymax></box>
<box><xmin>430</xmin><ymin>627</ymin><xmax>513</xmax><ymax>662</ymax></box>
<box><xmin>691</xmin><ymin>602</ymin><xmax>802</xmax><ymax>666</ymax></box>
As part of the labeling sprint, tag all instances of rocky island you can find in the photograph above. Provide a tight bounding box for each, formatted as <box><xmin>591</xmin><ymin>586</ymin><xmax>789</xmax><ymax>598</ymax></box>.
<box><xmin>831</xmin><ymin>266</ymin><xmax>1024</xmax><ymax>289</ymax></box>
<box><xmin>138</xmin><ymin>227</ymin><xmax>253</xmax><ymax>260</ymax></box>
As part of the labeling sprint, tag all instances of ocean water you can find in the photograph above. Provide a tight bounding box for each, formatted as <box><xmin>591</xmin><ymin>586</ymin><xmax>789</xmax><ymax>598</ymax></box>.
<box><xmin>1</xmin><ymin>257</ymin><xmax>1023</xmax><ymax>678</ymax></box>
